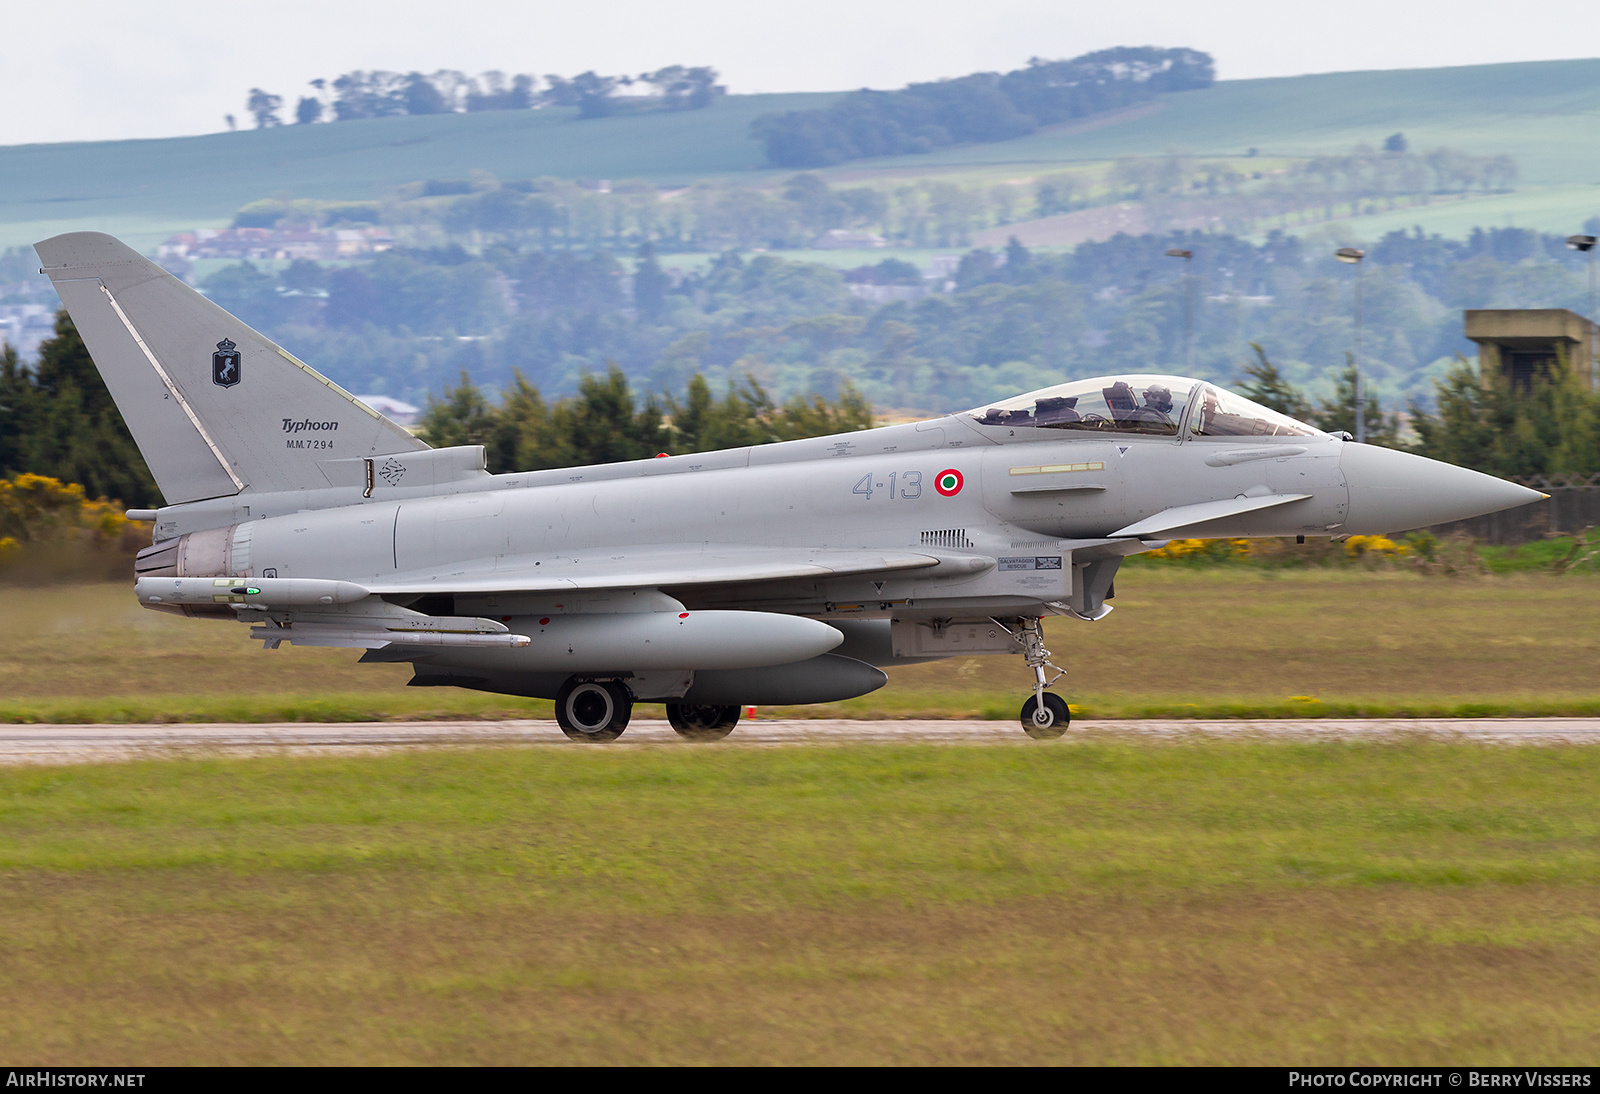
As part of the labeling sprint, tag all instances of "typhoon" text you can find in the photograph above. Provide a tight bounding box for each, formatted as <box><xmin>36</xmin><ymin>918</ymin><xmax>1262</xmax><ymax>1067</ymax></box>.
<box><xmin>282</xmin><ymin>419</ymin><xmax>339</xmax><ymax>433</ymax></box>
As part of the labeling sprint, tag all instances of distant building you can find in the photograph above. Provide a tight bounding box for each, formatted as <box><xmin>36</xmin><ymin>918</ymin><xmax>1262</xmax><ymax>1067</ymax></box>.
<box><xmin>1464</xmin><ymin>309</ymin><xmax>1600</xmax><ymax>392</ymax></box>
<box><xmin>159</xmin><ymin>227</ymin><xmax>395</xmax><ymax>263</ymax></box>
<box><xmin>354</xmin><ymin>395</ymin><xmax>421</xmax><ymax>426</ymax></box>
<box><xmin>1207</xmin><ymin>292</ymin><xmax>1275</xmax><ymax>306</ymax></box>
<box><xmin>846</xmin><ymin>283</ymin><xmax>929</xmax><ymax>304</ymax></box>
<box><xmin>331</xmin><ymin>229</ymin><xmax>394</xmax><ymax>257</ymax></box>
<box><xmin>814</xmin><ymin>229</ymin><xmax>887</xmax><ymax>250</ymax></box>
<box><xmin>842</xmin><ymin>259</ymin><xmax>936</xmax><ymax>303</ymax></box>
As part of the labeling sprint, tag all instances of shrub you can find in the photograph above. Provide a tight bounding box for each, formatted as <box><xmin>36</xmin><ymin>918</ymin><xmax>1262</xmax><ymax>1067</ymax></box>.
<box><xmin>1143</xmin><ymin>538</ymin><xmax>1251</xmax><ymax>562</ymax></box>
<box><xmin>0</xmin><ymin>474</ymin><xmax>150</xmax><ymax>583</ymax></box>
<box><xmin>1343</xmin><ymin>534</ymin><xmax>1406</xmax><ymax>561</ymax></box>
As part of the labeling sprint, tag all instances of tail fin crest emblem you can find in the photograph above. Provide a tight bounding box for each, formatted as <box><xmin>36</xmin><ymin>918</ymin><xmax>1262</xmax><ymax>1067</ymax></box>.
<box><xmin>212</xmin><ymin>338</ymin><xmax>241</xmax><ymax>388</ymax></box>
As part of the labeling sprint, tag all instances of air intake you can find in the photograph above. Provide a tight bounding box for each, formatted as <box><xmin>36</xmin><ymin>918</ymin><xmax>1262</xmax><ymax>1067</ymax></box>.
<box><xmin>920</xmin><ymin>529</ymin><xmax>973</xmax><ymax>549</ymax></box>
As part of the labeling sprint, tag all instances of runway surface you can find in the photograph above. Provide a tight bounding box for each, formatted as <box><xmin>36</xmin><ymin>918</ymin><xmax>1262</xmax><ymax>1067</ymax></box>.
<box><xmin>2</xmin><ymin>717</ymin><xmax>1599</xmax><ymax>764</ymax></box>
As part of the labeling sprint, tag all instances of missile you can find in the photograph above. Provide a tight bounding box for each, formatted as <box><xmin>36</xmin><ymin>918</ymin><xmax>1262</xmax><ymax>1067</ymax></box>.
<box><xmin>136</xmin><ymin>576</ymin><xmax>371</xmax><ymax>608</ymax></box>
<box><xmin>250</xmin><ymin>624</ymin><xmax>530</xmax><ymax>650</ymax></box>
<box><xmin>498</xmin><ymin>610</ymin><xmax>844</xmax><ymax>672</ymax></box>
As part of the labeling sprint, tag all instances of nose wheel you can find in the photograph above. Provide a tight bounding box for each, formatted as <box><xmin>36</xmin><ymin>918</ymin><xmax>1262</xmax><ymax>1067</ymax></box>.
<box><xmin>996</xmin><ymin>616</ymin><xmax>1071</xmax><ymax>739</ymax></box>
<box><xmin>1021</xmin><ymin>693</ymin><xmax>1071</xmax><ymax>739</ymax></box>
<box><xmin>555</xmin><ymin>678</ymin><xmax>632</xmax><ymax>742</ymax></box>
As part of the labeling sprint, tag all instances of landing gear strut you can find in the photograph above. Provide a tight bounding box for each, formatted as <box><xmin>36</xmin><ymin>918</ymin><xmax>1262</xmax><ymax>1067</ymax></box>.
<box><xmin>1000</xmin><ymin>616</ymin><xmax>1071</xmax><ymax>739</ymax></box>
<box><xmin>554</xmin><ymin>678</ymin><xmax>632</xmax><ymax>742</ymax></box>
<box><xmin>666</xmin><ymin>703</ymin><xmax>741</xmax><ymax>742</ymax></box>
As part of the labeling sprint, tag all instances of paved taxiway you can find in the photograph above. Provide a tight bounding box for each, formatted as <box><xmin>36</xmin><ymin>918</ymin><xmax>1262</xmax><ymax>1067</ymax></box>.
<box><xmin>1</xmin><ymin>718</ymin><xmax>1598</xmax><ymax>764</ymax></box>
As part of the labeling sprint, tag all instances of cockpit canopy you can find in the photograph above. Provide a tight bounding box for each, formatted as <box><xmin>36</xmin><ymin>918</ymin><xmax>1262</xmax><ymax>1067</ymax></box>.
<box><xmin>969</xmin><ymin>375</ymin><xmax>1322</xmax><ymax>439</ymax></box>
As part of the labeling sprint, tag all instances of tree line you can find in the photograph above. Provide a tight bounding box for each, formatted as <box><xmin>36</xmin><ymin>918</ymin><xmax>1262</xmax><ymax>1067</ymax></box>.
<box><xmin>751</xmin><ymin>47</ymin><xmax>1214</xmax><ymax>167</ymax></box>
<box><xmin>418</xmin><ymin>367</ymin><xmax>874</xmax><ymax>474</ymax></box>
<box><xmin>392</xmin><ymin>344</ymin><xmax>1600</xmax><ymax>482</ymax></box>
<box><xmin>1240</xmin><ymin>347</ymin><xmax>1600</xmax><ymax>479</ymax></box>
<box><xmin>194</xmin><ymin>210</ymin><xmax>1600</xmax><ymax>420</ymax></box>
<box><xmin>222</xmin><ymin>140</ymin><xmax>1520</xmax><ymax>261</ymax></box>
<box><xmin>5</xmin><ymin>301</ymin><xmax>1595</xmax><ymax>522</ymax></box>
<box><xmin>1410</xmin><ymin>359</ymin><xmax>1600</xmax><ymax>479</ymax></box>
<box><xmin>244</xmin><ymin>65</ymin><xmax>724</xmax><ymax>128</ymax></box>
<box><xmin>0</xmin><ymin>313</ymin><xmax>874</xmax><ymax>508</ymax></box>
<box><xmin>0</xmin><ymin>316</ymin><xmax>157</xmax><ymax>508</ymax></box>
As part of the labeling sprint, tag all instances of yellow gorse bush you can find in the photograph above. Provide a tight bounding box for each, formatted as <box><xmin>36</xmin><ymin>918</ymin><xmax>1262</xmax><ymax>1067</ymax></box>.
<box><xmin>0</xmin><ymin>473</ymin><xmax>139</xmax><ymax>551</ymax></box>
<box><xmin>1145</xmin><ymin>538</ymin><xmax>1208</xmax><ymax>559</ymax></box>
<box><xmin>1142</xmin><ymin>534</ymin><xmax>1415</xmax><ymax>567</ymax></box>
<box><xmin>1144</xmin><ymin>538</ymin><xmax>1254</xmax><ymax>561</ymax></box>
<box><xmin>1343</xmin><ymin>534</ymin><xmax>1407</xmax><ymax>558</ymax></box>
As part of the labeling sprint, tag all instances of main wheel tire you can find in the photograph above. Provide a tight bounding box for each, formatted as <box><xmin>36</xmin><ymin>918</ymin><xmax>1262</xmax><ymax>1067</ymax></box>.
<box><xmin>666</xmin><ymin>703</ymin><xmax>741</xmax><ymax>742</ymax></box>
<box><xmin>1020</xmin><ymin>692</ymin><xmax>1071</xmax><ymax>739</ymax></box>
<box><xmin>555</xmin><ymin>679</ymin><xmax>631</xmax><ymax>742</ymax></box>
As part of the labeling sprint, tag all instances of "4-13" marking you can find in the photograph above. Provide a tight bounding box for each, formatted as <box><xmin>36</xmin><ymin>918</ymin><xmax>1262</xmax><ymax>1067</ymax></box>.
<box><xmin>852</xmin><ymin>469</ymin><xmax>963</xmax><ymax>499</ymax></box>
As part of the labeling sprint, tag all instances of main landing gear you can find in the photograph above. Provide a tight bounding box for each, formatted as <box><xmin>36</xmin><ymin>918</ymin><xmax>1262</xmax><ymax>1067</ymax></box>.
<box><xmin>553</xmin><ymin>679</ymin><xmax>744</xmax><ymax>743</ymax></box>
<box><xmin>554</xmin><ymin>678</ymin><xmax>632</xmax><ymax>742</ymax></box>
<box><xmin>665</xmin><ymin>703</ymin><xmax>741</xmax><ymax>741</ymax></box>
<box><xmin>1006</xmin><ymin>616</ymin><xmax>1071</xmax><ymax>740</ymax></box>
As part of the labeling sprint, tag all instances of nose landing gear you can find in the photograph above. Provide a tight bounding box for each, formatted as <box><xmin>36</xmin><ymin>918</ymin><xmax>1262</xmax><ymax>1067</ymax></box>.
<box><xmin>1021</xmin><ymin>692</ymin><xmax>1071</xmax><ymax>738</ymax></box>
<box><xmin>999</xmin><ymin>616</ymin><xmax>1071</xmax><ymax>739</ymax></box>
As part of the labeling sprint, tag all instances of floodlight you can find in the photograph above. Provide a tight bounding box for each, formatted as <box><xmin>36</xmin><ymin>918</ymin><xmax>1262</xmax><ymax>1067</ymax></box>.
<box><xmin>1566</xmin><ymin>235</ymin><xmax>1597</xmax><ymax>252</ymax></box>
<box><xmin>1165</xmin><ymin>251</ymin><xmax>1195</xmax><ymax>372</ymax></box>
<box><xmin>1335</xmin><ymin>248</ymin><xmax>1365</xmax><ymax>264</ymax></box>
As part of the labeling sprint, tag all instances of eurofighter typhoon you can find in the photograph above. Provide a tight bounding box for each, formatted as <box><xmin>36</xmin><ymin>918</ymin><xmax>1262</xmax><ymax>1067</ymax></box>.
<box><xmin>37</xmin><ymin>232</ymin><xmax>1543</xmax><ymax>740</ymax></box>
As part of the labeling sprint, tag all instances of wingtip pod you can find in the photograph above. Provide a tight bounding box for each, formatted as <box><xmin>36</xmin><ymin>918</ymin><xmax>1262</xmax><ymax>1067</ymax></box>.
<box><xmin>1340</xmin><ymin>443</ymin><xmax>1546</xmax><ymax>534</ymax></box>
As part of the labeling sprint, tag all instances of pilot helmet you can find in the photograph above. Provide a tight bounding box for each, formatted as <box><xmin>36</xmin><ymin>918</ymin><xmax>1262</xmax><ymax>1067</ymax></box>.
<box><xmin>1144</xmin><ymin>384</ymin><xmax>1173</xmax><ymax>412</ymax></box>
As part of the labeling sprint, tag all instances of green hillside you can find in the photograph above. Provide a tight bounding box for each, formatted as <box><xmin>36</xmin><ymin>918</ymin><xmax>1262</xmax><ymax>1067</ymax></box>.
<box><xmin>1288</xmin><ymin>183</ymin><xmax>1600</xmax><ymax>244</ymax></box>
<box><xmin>5</xmin><ymin>58</ymin><xmax>1600</xmax><ymax>253</ymax></box>
<box><xmin>870</xmin><ymin>58</ymin><xmax>1600</xmax><ymax>184</ymax></box>
<box><xmin>0</xmin><ymin>93</ymin><xmax>834</xmax><ymax>252</ymax></box>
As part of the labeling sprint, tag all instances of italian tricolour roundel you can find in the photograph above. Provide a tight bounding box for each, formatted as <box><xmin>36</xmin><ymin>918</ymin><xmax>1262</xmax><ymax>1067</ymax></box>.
<box><xmin>934</xmin><ymin>468</ymin><xmax>964</xmax><ymax>497</ymax></box>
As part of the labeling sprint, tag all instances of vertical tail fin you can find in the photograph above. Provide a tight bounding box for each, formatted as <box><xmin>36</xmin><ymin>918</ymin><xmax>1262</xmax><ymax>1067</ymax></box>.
<box><xmin>34</xmin><ymin>232</ymin><xmax>426</xmax><ymax>505</ymax></box>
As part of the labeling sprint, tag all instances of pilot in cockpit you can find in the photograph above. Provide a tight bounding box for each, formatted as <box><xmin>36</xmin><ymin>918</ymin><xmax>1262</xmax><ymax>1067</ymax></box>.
<box><xmin>1102</xmin><ymin>381</ymin><xmax>1176</xmax><ymax>430</ymax></box>
<box><xmin>1139</xmin><ymin>383</ymin><xmax>1175</xmax><ymax>426</ymax></box>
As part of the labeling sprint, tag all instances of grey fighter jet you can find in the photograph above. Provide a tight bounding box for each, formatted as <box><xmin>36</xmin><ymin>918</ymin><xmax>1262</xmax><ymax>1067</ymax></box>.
<box><xmin>36</xmin><ymin>232</ymin><xmax>1543</xmax><ymax>740</ymax></box>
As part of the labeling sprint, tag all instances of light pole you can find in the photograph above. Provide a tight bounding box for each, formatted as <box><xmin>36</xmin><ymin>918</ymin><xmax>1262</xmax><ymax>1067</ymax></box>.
<box><xmin>1335</xmin><ymin>247</ymin><xmax>1366</xmax><ymax>442</ymax></box>
<box><xmin>1165</xmin><ymin>248</ymin><xmax>1194</xmax><ymax>375</ymax></box>
<box><xmin>1565</xmin><ymin>234</ymin><xmax>1597</xmax><ymax>389</ymax></box>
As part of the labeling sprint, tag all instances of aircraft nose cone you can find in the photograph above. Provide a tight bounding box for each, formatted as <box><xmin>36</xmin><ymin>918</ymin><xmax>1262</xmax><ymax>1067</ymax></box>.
<box><xmin>1340</xmin><ymin>443</ymin><xmax>1545</xmax><ymax>534</ymax></box>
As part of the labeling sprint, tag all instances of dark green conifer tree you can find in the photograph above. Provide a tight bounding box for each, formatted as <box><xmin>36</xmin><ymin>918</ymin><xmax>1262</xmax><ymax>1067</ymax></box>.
<box><xmin>0</xmin><ymin>312</ymin><xmax>159</xmax><ymax>506</ymax></box>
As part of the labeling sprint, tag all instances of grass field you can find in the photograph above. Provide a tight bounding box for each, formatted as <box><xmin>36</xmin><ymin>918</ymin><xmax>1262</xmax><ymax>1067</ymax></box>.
<box><xmin>3</xmin><ymin>567</ymin><xmax>1598</xmax><ymax>723</ymax></box>
<box><xmin>901</xmin><ymin>59</ymin><xmax>1600</xmax><ymax>185</ymax></box>
<box><xmin>1244</xmin><ymin>184</ymin><xmax>1600</xmax><ymax>247</ymax></box>
<box><xmin>1</xmin><ymin>741</ymin><xmax>1596</xmax><ymax>1063</ymax></box>
<box><xmin>0</xmin><ymin>92</ymin><xmax>832</xmax><ymax>253</ymax></box>
<box><xmin>7</xmin><ymin>58</ymin><xmax>1600</xmax><ymax>252</ymax></box>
